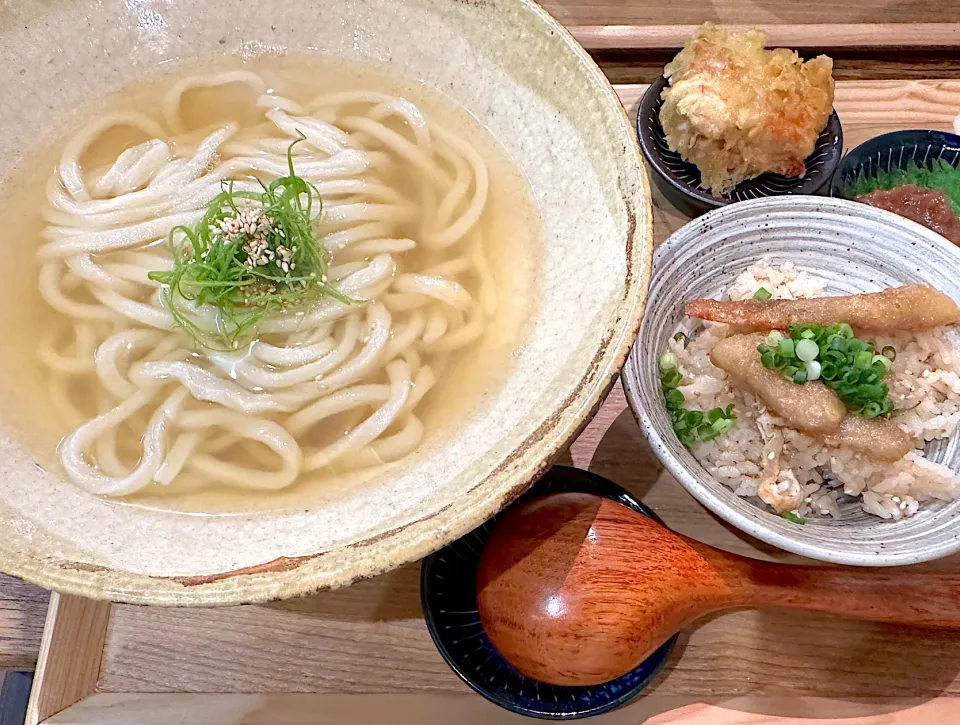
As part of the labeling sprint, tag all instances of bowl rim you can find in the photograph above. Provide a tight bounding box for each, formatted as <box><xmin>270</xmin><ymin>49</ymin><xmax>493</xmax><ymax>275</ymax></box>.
<box><xmin>636</xmin><ymin>76</ymin><xmax>843</xmax><ymax>211</ymax></box>
<box><xmin>0</xmin><ymin>0</ymin><xmax>653</xmax><ymax>605</ymax></box>
<box><xmin>622</xmin><ymin>195</ymin><xmax>960</xmax><ymax>567</ymax></box>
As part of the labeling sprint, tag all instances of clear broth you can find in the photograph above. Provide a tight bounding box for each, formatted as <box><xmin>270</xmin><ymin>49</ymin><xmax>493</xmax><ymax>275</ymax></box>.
<box><xmin>0</xmin><ymin>55</ymin><xmax>541</xmax><ymax>515</ymax></box>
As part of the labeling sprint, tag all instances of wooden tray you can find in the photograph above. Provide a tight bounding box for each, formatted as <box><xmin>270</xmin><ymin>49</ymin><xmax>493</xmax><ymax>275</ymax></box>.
<box><xmin>17</xmin><ymin>76</ymin><xmax>960</xmax><ymax>725</ymax></box>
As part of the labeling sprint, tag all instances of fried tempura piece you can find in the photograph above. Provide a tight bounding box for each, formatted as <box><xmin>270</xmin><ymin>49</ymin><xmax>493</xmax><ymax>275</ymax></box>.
<box><xmin>686</xmin><ymin>285</ymin><xmax>960</xmax><ymax>333</ymax></box>
<box><xmin>712</xmin><ymin>334</ymin><xmax>912</xmax><ymax>462</ymax></box>
<box><xmin>660</xmin><ymin>25</ymin><xmax>834</xmax><ymax>195</ymax></box>
<box><xmin>710</xmin><ymin>333</ymin><xmax>845</xmax><ymax>434</ymax></box>
<box><xmin>823</xmin><ymin>416</ymin><xmax>911</xmax><ymax>463</ymax></box>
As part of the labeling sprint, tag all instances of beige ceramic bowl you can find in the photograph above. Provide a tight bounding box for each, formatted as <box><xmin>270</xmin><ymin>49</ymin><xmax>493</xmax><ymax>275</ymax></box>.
<box><xmin>0</xmin><ymin>0</ymin><xmax>650</xmax><ymax>603</ymax></box>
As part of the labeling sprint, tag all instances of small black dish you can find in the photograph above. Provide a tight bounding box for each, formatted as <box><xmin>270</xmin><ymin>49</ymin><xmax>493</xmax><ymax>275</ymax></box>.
<box><xmin>420</xmin><ymin>466</ymin><xmax>677</xmax><ymax>720</ymax></box>
<box><xmin>829</xmin><ymin>129</ymin><xmax>960</xmax><ymax>200</ymax></box>
<box><xmin>637</xmin><ymin>76</ymin><xmax>844</xmax><ymax>217</ymax></box>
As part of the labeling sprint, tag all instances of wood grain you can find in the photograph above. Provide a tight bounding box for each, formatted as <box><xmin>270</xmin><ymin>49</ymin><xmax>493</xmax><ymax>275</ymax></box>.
<box><xmin>539</xmin><ymin>0</ymin><xmax>957</xmax><ymax>28</ymax></box>
<box><xmin>595</xmin><ymin>54</ymin><xmax>960</xmax><ymax>85</ymax></box>
<box><xmin>39</xmin><ymin>693</ymin><xmax>960</xmax><ymax>725</ymax></box>
<box><xmin>25</xmin><ymin>594</ymin><xmax>110</xmax><ymax>725</ymax></box>
<box><xmin>572</xmin><ymin>23</ymin><xmax>960</xmax><ymax>50</ymax></box>
<box><xmin>0</xmin><ymin>576</ymin><xmax>47</xmax><ymax>671</ymax></box>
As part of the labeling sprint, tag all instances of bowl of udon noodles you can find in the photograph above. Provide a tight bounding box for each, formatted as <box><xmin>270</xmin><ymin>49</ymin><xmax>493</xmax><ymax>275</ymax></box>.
<box><xmin>0</xmin><ymin>1</ymin><xmax>650</xmax><ymax>603</ymax></box>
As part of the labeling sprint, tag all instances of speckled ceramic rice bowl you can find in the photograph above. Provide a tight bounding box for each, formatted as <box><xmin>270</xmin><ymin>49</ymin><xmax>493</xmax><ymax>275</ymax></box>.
<box><xmin>624</xmin><ymin>196</ymin><xmax>960</xmax><ymax>566</ymax></box>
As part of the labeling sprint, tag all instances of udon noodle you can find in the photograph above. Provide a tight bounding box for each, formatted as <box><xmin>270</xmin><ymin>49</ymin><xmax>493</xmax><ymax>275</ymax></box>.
<box><xmin>37</xmin><ymin>70</ymin><xmax>497</xmax><ymax>498</ymax></box>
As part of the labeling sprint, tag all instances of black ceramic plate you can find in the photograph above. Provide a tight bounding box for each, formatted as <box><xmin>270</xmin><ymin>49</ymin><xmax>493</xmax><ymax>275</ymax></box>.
<box><xmin>420</xmin><ymin>466</ymin><xmax>677</xmax><ymax>720</ymax></box>
<box><xmin>637</xmin><ymin>75</ymin><xmax>843</xmax><ymax>217</ymax></box>
<box><xmin>829</xmin><ymin>129</ymin><xmax>960</xmax><ymax>199</ymax></box>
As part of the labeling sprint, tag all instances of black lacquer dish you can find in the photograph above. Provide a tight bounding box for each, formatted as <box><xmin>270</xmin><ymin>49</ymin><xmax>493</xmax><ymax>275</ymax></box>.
<box><xmin>830</xmin><ymin>128</ymin><xmax>960</xmax><ymax>200</ymax></box>
<box><xmin>420</xmin><ymin>466</ymin><xmax>677</xmax><ymax>720</ymax></box>
<box><xmin>637</xmin><ymin>75</ymin><xmax>844</xmax><ymax>217</ymax></box>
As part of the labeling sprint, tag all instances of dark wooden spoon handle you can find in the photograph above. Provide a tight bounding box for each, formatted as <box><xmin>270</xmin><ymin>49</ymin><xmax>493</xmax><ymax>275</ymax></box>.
<box><xmin>682</xmin><ymin>535</ymin><xmax>960</xmax><ymax>627</ymax></box>
<box><xmin>737</xmin><ymin>556</ymin><xmax>960</xmax><ymax>627</ymax></box>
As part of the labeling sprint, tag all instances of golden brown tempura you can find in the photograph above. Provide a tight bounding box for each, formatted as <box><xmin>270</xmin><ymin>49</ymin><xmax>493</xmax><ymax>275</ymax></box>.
<box><xmin>660</xmin><ymin>25</ymin><xmax>834</xmax><ymax>195</ymax></box>
<box><xmin>823</xmin><ymin>416</ymin><xmax>911</xmax><ymax>463</ymax></box>
<box><xmin>710</xmin><ymin>334</ymin><xmax>846</xmax><ymax>435</ymax></box>
<box><xmin>711</xmin><ymin>334</ymin><xmax>912</xmax><ymax>462</ymax></box>
<box><xmin>686</xmin><ymin>285</ymin><xmax>960</xmax><ymax>333</ymax></box>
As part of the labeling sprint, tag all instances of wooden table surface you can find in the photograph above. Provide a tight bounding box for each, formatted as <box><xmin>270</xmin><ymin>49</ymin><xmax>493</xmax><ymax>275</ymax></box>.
<box><xmin>7</xmin><ymin>4</ymin><xmax>960</xmax><ymax>723</ymax></box>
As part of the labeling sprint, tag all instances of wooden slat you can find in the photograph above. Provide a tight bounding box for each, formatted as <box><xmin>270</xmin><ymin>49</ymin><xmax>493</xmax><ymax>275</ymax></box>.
<box><xmin>539</xmin><ymin>0</ymin><xmax>949</xmax><ymax>28</ymax></box>
<box><xmin>0</xmin><ymin>576</ymin><xmax>47</xmax><ymax>671</ymax></box>
<box><xmin>41</xmin><ymin>692</ymin><xmax>960</xmax><ymax>725</ymax></box>
<box><xmin>25</xmin><ymin>595</ymin><xmax>110</xmax><ymax>725</ymax></box>
<box><xmin>572</xmin><ymin>23</ymin><xmax>960</xmax><ymax>51</ymax></box>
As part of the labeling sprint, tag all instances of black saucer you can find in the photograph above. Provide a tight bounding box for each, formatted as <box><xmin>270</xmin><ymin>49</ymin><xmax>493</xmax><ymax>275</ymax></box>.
<box><xmin>420</xmin><ymin>466</ymin><xmax>677</xmax><ymax>719</ymax></box>
<box><xmin>637</xmin><ymin>75</ymin><xmax>843</xmax><ymax>217</ymax></box>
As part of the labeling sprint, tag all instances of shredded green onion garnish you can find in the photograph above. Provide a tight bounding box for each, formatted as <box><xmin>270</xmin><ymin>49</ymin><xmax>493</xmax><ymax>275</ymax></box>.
<box><xmin>148</xmin><ymin>132</ymin><xmax>356</xmax><ymax>350</ymax></box>
<box><xmin>780</xmin><ymin>511</ymin><xmax>806</xmax><ymax>525</ymax></box>
<box><xmin>753</xmin><ymin>287</ymin><xmax>773</xmax><ymax>301</ymax></box>
<box><xmin>756</xmin><ymin>323</ymin><xmax>896</xmax><ymax>418</ymax></box>
<box><xmin>674</xmin><ymin>331</ymin><xmax>691</xmax><ymax>348</ymax></box>
<box><xmin>659</xmin><ymin>352</ymin><xmax>736</xmax><ymax>448</ymax></box>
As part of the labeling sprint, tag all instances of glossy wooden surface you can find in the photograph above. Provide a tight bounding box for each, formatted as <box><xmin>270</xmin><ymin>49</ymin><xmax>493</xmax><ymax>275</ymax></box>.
<box><xmin>10</xmin><ymin>69</ymin><xmax>960</xmax><ymax>725</ymax></box>
<box><xmin>477</xmin><ymin>494</ymin><xmax>960</xmax><ymax>686</ymax></box>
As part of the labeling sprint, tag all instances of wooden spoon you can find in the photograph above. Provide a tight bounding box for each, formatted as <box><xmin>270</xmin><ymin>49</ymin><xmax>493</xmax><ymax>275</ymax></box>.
<box><xmin>476</xmin><ymin>492</ymin><xmax>960</xmax><ymax>687</ymax></box>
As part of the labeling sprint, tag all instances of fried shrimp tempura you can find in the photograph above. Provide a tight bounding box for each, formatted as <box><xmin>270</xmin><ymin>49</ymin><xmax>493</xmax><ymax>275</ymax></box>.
<box><xmin>686</xmin><ymin>285</ymin><xmax>960</xmax><ymax>333</ymax></box>
<box><xmin>660</xmin><ymin>25</ymin><xmax>835</xmax><ymax>195</ymax></box>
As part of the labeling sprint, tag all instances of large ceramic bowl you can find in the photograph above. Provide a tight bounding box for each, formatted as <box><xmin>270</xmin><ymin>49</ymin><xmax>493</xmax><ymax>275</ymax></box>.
<box><xmin>0</xmin><ymin>0</ymin><xmax>651</xmax><ymax>604</ymax></box>
<box><xmin>623</xmin><ymin>196</ymin><xmax>960</xmax><ymax>566</ymax></box>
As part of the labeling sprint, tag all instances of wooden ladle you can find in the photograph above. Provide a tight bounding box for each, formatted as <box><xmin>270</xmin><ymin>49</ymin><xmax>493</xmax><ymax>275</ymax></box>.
<box><xmin>476</xmin><ymin>492</ymin><xmax>960</xmax><ymax>687</ymax></box>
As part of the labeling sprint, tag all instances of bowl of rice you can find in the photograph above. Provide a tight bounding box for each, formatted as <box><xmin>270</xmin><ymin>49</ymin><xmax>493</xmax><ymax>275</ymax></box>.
<box><xmin>623</xmin><ymin>196</ymin><xmax>960</xmax><ymax>566</ymax></box>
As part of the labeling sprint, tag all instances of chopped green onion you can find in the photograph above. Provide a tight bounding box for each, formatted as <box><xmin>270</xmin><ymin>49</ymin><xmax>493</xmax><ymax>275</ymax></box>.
<box><xmin>820</xmin><ymin>361</ymin><xmax>838</xmax><ymax>380</ymax></box>
<box><xmin>659</xmin><ymin>352</ymin><xmax>678</xmax><ymax>373</ymax></box>
<box><xmin>796</xmin><ymin>338</ymin><xmax>819</xmax><ymax>362</ymax></box>
<box><xmin>862</xmin><ymin>401</ymin><xmax>884</xmax><ymax>418</ymax></box>
<box><xmin>753</xmin><ymin>287</ymin><xmax>773</xmax><ymax>300</ymax></box>
<box><xmin>882</xmin><ymin>345</ymin><xmax>897</xmax><ymax>361</ymax></box>
<box><xmin>826</xmin><ymin>335</ymin><xmax>846</xmax><ymax>351</ymax></box>
<box><xmin>685</xmin><ymin>410</ymin><xmax>704</xmax><ymax>428</ymax></box>
<box><xmin>712</xmin><ymin>418</ymin><xmax>734</xmax><ymax>433</ymax></box>
<box><xmin>660</xmin><ymin>369</ymin><xmax>682</xmax><ymax>388</ymax></box>
<box><xmin>822</xmin><ymin>349</ymin><xmax>845</xmax><ymax>365</ymax></box>
<box><xmin>859</xmin><ymin>383</ymin><xmax>887</xmax><ymax>400</ymax></box>
<box><xmin>840</xmin><ymin>369</ymin><xmax>859</xmax><ymax>386</ymax></box>
<box><xmin>753</xmin><ymin>320</ymin><xmax>895</xmax><ymax>418</ymax></box>
<box><xmin>674</xmin><ymin>331</ymin><xmax>690</xmax><ymax>347</ymax></box>
<box><xmin>847</xmin><ymin>338</ymin><xmax>869</xmax><ymax>354</ymax></box>
<box><xmin>780</xmin><ymin>511</ymin><xmax>806</xmax><ymax>525</ymax></box>
<box><xmin>662</xmin><ymin>361</ymin><xmax>735</xmax><ymax>448</ymax></box>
